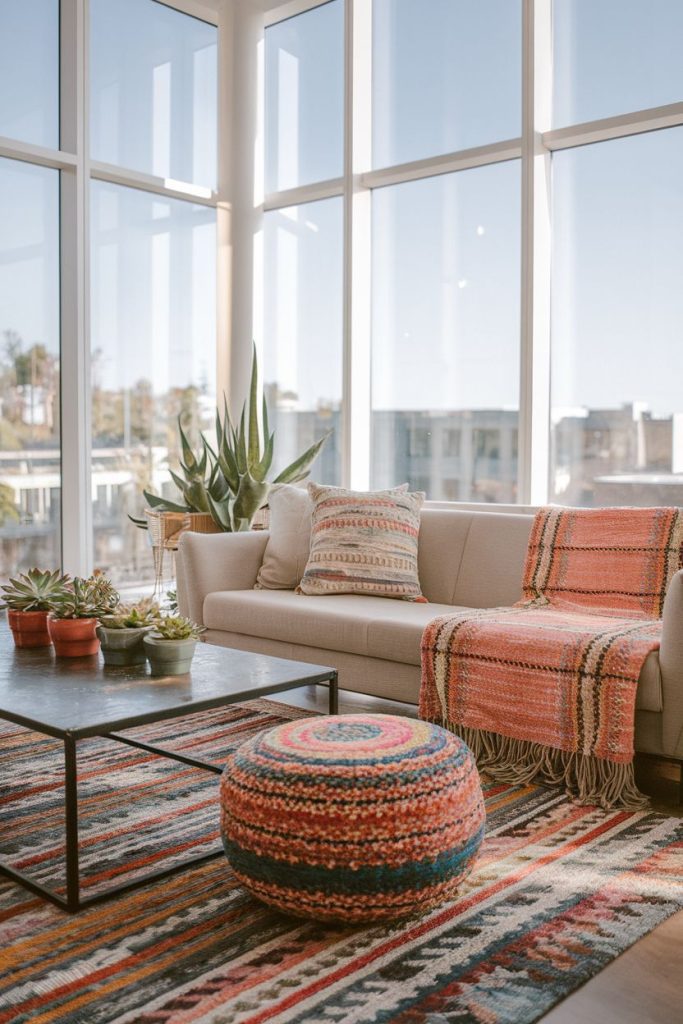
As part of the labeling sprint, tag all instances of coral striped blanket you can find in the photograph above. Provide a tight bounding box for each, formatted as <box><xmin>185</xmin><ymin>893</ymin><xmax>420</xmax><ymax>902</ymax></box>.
<box><xmin>420</xmin><ymin>507</ymin><xmax>683</xmax><ymax>808</ymax></box>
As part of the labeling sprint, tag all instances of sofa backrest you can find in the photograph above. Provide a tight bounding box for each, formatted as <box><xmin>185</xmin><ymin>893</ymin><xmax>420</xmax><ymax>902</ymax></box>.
<box><xmin>418</xmin><ymin>508</ymin><xmax>534</xmax><ymax>607</ymax></box>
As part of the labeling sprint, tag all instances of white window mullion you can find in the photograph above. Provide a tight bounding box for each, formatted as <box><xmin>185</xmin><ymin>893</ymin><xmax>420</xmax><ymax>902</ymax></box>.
<box><xmin>519</xmin><ymin>0</ymin><xmax>552</xmax><ymax>506</ymax></box>
<box><xmin>59</xmin><ymin>0</ymin><xmax>93</xmax><ymax>576</ymax></box>
<box><xmin>343</xmin><ymin>0</ymin><xmax>372</xmax><ymax>490</ymax></box>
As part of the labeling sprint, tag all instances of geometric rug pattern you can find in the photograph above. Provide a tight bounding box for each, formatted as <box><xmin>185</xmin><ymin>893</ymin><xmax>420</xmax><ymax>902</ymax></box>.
<box><xmin>1</xmin><ymin>700</ymin><xmax>681</xmax><ymax>1024</ymax></box>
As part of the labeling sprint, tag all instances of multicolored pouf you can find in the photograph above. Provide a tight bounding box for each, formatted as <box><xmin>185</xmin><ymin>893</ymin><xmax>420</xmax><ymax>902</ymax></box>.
<box><xmin>220</xmin><ymin>713</ymin><xmax>485</xmax><ymax>923</ymax></box>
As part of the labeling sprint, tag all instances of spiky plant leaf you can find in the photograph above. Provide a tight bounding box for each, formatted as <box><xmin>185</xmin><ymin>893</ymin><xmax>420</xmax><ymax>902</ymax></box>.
<box><xmin>232</xmin><ymin>472</ymin><xmax>270</xmax><ymax>527</ymax></box>
<box><xmin>247</xmin><ymin>343</ymin><xmax>261</xmax><ymax>471</ymax></box>
<box><xmin>143</xmin><ymin>490</ymin><xmax>190</xmax><ymax>514</ymax></box>
<box><xmin>207</xmin><ymin>492</ymin><xmax>234</xmax><ymax>532</ymax></box>
<box><xmin>273</xmin><ymin>430</ymin><xmax>332</xmax><ymax>484</ymax></box>
<box><xmin>253</xmin><ymin>431</ymin><xmax>274</xmax><ymax>482</ymax></box>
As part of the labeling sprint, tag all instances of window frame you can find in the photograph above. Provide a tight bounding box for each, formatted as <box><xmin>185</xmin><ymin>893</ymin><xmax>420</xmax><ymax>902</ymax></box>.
<box><xmin>255</xmin><ymin>0</ymin><xmax>683</xmax><ymax>505</ymax></box>
<box><xmin>0</xmin><ymin>0</ymin><xmax>223</xmax><ymax>577</ymax></box>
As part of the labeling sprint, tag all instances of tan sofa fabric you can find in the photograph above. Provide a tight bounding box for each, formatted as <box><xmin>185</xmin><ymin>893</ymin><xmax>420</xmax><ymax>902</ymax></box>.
<box><xmin>453</xmin><ymin>512</ymin><xmax>533</xmax><ymax>608</ymax></box>
<box><xmin>201</xmin><ymin>588</ymin><xmax>662</xmax><ymax>712</ymax></box>
<box><xmin>177</xmin><ymin>530</ymin><xmax>269</xmax><ymax>625</ymax></box>
<box><xmin>202</xmin><ymin>628</ymin><xmax>424</xmax><ymax>705</ymax></box>
<box><xmin>203</xmin><ymin>590</ymin><xmax>458</xmax><ymax>666</ymax></box>
<box><xmin>416</xmin><ymin>509</ymin><xmax>473</xmax><ymax>604</ymax></box>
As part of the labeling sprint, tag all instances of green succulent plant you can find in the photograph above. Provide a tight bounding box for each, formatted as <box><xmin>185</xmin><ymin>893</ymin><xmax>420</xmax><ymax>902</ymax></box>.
<box><xmin>99</xmin><ymin>598</ymin><xmax>160</xmax><ymax>630</ymax></box>
<box><xmin>132</xmin><ymin>345</ymin><xmax>331</xmax><ymax>532</ymax></box>
<box><xmin>150</xmin><ymin>615</ymin><xmax>205</xmax><ymax>641</ymax></box>
<box><xmin>49</xmin><ymin>573</ymin><xmax>120</xmax><ymax>620</ymax></box>
<box><xmin>0</xmin><ymin>568</ymin><xmax>72</xmax><ymax>612</ymax></box>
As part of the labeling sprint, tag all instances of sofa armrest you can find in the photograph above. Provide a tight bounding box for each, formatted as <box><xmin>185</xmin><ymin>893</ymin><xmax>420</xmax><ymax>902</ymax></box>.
<box><xmin>176</xmin><ymin>530</ymin><xmax>270</xmax><ymax>626</ymax></box>
<box><xmin>659</xmin><ymin>568</ymin><xmax>683</xmax><ymax>755</ymax></box>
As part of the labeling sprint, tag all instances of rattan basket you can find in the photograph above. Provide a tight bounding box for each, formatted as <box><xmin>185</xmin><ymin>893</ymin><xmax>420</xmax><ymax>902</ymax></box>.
<box><xmin>186</xmin><ymin>512</ymin><xmax>222</xmax><ymax>535</ymax></box>
<box><xmin>144</xmin><ymin>508</ymin><xmax>189</xmax><ymax>550</ymax></box>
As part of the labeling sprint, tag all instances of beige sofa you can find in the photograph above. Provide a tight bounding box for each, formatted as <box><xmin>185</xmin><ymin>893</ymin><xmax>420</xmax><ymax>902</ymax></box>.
<box><xmin>176</xmin><ymin>507</ymin><xmax>683</xmax><ymax>765</ymax></box>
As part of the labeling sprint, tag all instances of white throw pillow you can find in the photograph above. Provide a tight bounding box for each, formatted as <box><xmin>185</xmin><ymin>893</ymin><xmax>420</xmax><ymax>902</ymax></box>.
<box><xmin>254</xmin><ymin>485</ymin><xmax>313</xmax><ymax>590</ymax></box>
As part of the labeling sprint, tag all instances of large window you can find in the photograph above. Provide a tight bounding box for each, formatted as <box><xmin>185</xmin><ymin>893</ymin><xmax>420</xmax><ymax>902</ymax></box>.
<box><xmin>90</xmin><ymin>0</ymin><xmax>218</xmax><ymax>187</ymax></box>
<box><xmin>551</xmin><ymin>130</ymin><xmax>683</xmax><ymax>507</ymax></box>
<box><xmin>265</xmin><ymin>0</ymin><xmax>344</xmax><ymax>193</ymax></box>
<box><xmin>372</xmin><ymin>162</ymin><xmax>520</xmax><ymax>501</ymax></box>
<box><xmin>263</xmin><ymin>198</ymin><xmax>343</xmax><ymax>483</ymax></box>
<box><xmin>0</xmin><ymin>159</ymin><xmax>61</xmax><ymax>577</ymax></box>
<box><xmin>90</xmin><ymin>184</ymin><xmax>216</xmax><ymax>583</ymax></box>
<box><xmin>0</xmin><ymin>0</ymin><xmax>219</xmax><ymax>587</ymax></box>
<box><xmin>372</xmin><ymin>0</ymin><xmax>521</xmax><ymax>168</ymax></box>
<box><xmin>0</xmin><ymin>1</ymin><xmax>59</xmax><ymax>148</ymax></box>
<box><xmin>553</xmin><ymin>0</ymin><xmax>683</xmax><ymax>128</ymax></box>
<box><xmin>260</xmin><ymin>0</ymin><xmax>683</xmax><ymax>510</ymax></box>
<box><xmin>88</xmin><ymin>1</ymin><xmax>218</xmax><ymax>586</ymax></box>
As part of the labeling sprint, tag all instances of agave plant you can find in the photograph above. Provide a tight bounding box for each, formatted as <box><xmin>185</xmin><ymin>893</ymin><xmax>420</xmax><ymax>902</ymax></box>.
<box><xmin>134</xmin><ymin>346</ymin><xmax>331</xmax><ymax>532</ymax></box>
<box><xmin>49</xmin><ymin>573</ymin><xmax>120</xmax><ymax>620</ymax></box>
<box><xmin>0</xmin><ymin>568</ymin><xmax>72</xmax><ymax>612</ymax></box>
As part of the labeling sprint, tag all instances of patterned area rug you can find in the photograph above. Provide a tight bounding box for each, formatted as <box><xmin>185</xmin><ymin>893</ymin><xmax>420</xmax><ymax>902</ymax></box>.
<box><xmin>0</xmin><ymin>700</ymin><xmax>681</xmax><ymax>1024</ymax></box>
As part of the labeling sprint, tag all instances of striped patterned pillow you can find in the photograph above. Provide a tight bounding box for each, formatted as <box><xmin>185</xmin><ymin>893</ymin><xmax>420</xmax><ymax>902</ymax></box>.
<box><xmin>298</xmin><ymin>483</ymin><xmax>427</xmax><ymax>601</ymax></box>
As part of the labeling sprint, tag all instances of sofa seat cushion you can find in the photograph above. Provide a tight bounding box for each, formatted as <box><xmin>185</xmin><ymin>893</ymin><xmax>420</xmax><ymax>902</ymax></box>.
<box><xmin>203</xmin><ymin>590</ymin><xmax>459</xmax><ymax>667</ymax></box>
<box><xmin>202</xmin><ymin>591</ymin><xmax>662</xmax><ymax>710</ymax></box>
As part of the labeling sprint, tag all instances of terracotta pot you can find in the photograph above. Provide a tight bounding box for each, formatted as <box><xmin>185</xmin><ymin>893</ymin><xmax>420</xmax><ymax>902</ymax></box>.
<box><xmin>7</xmin><ymin>609</ymin><xmax>52</xmax><ymax>648</ymax></box>
<box><xmin>48</xmin><ymin>615</ymin><xmax>100</xmax><ymax>657</ymax></box>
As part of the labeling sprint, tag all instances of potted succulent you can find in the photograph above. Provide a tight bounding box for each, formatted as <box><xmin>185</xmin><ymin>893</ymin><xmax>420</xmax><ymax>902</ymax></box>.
<box><xmin>97</xmin><ymin>599</ymin><xmax>160</xmax><ymax>666</ymax></box>
<box><xmin>48</xmin><ymin>573</ymin><xmax>120</xmax><ymax>657</ymax></box>
<box><xmin>143</xmin><ymin>615</ymin><xmax>205</xmax><ymax>676</ymax></box>
<box><xmin>1</xmin><ymin>568</ymin><xmax>72</xmax><ymax>648</ymax></box>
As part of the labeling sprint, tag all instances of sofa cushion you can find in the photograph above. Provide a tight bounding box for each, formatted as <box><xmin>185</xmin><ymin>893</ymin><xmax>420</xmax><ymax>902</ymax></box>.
<box><xmin>203</xmin><ymin>590</ymin><xmax>458</xmax><ymax>666</ymax></box>
<box><xmin>255</xmin><ymin>484</ymin><xmax>312</xmax><ymax>590</ymax></box>
<box><xmin>299</xmin><ymin>483</ymin><xmax>425</xmax><ymax>600</ymax></box>
<box><xmin>202</xmin><ymin>590</ymin><xmax>662</xmax><ymax>711</ymax></box>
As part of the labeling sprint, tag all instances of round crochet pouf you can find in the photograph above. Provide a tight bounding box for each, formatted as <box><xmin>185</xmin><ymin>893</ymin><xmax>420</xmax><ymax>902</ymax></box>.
<box><xmin>220</xmin><ymin>713</ymin><xmax>485</xmax><ymax>923</ymax></box>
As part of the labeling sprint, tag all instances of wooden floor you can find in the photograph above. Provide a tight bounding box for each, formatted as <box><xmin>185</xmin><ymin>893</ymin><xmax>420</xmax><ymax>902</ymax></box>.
<box><xmin>270</xmin><ymin>685</ymin><xmax>683</xmax><ymax>1024</ymax></box>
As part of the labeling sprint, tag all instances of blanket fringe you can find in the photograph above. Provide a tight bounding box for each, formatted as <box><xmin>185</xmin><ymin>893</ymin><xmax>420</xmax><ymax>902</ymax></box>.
<box><xmin>438</xmin><ymin>722</ymin><xmax>649</xmax><ymax>810</ymax></box>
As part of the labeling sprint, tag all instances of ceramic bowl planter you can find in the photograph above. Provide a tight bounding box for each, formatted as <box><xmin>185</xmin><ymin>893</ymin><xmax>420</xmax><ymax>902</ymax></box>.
<box><xmin>97</xmin><ymin>625</ymin><xmax>150</xmax><ymax>666</ymax></box>
<box><xmin>7</xmin><ymin>609</ymin><xmax>52</xmax><ymax>648</ymax></box>
<box><xmin>48</xmin><ymin>615</ymin><xmax>100</xmax><ymax>657</ymax></box>
<box><xmin>143</xmin><ymin>634</ymin><xmax>197</xmax><ymax>676</ymax></box>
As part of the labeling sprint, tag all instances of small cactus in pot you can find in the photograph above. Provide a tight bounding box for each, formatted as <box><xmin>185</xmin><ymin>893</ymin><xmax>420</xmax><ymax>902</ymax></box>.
<box><xmin>97</xmin><ymin>599</ymin><xmax>160</xmax><ymax>666</ymax></box>
<box><xmin>47</xmin><ymin>573</ymin><xmax>119</xmax><ymax>657</ymax></box>
<box><xmin>1</xmin><ymin>568</ymin><xmax>72</xmax><ymax>648</ymax></box>
<box><xmin>143</xmin><ymin>615</ymin><xmax>205</xmax><ymax>677</ymax></box>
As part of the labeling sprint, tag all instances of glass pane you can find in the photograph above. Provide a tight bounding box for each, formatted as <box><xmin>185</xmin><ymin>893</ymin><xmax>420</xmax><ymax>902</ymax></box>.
<box><xmin>551</xmin><ymin>130</ymin><xmax>683</xmax><ymax>506</ymax></box>
<box><xmin>373</xmin><ymin>0</ymin><xmax>521</xmax><ymax>168</ymax></box>
<box><xmin>265</xmin><ymin>0</ymin><xmax>344</xmax><ymax>194</ymax></box>
<box><xmin>372</xmin><ymin>162</ymin><xmax>521</xmax><ymax>502</ymax></box>
<box><xmin>0</xmin><ymin>0</ymin><xmax>59</xmax><ymax>148</ymax></box>
<box><xmin>90</xmin><ymin>182</ymin><xmax>216</xmax><ymax>586</ymax></box>
<box><xmin>0</xmin><ymin>158</ymin><xmax>60</xmax><ymax>579</ymax></box>
<box><xmin>90</xmin><ymin>0</ymin><xmax>217</xmax><ymax>188</ymax></box>
<box><xmin>262</xmin><ymin>198</ymin><xmax>343</xmax><ymax>484</ymax></box>
<box><xmin>553</xmin><ymin>0</ymin><xmax>683</xmax><ymax>127</ymax></box>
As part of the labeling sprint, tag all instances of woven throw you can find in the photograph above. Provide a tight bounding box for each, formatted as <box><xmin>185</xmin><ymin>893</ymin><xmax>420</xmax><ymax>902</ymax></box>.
<box><xmin>420</xmin><ymin>506</ymin><xmax>683</xmax><ymax>808</ymax></box>
<box><xmin>298</xmin><ymin>482</ymin><xmax>426</xmax><ymax>600</ymax></box>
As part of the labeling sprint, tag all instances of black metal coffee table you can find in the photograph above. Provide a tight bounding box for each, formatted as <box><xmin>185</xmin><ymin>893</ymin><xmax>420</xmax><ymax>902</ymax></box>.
<box><xmin>0</xmin><ymin>627</ymin><xmax>337</xmax><ymax>912</ymax></box>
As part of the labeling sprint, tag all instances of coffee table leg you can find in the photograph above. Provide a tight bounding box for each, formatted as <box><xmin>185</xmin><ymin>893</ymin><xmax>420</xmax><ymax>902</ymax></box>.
<box><xmin>64</xmin><ymin>734</ymin><xmax>80</xmax><ymax>912</ymax></box>
<box><xmin>328</xmin><ymin>672</ymin><xmax>339</xmax><ymax>715</ymax></box>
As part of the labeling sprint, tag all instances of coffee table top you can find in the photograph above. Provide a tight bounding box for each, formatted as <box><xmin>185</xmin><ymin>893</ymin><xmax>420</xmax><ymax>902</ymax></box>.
<box><xmin>0</xmin><ymin>624</ymin><xmax>334</xmax><ymax>739</ymax></box>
